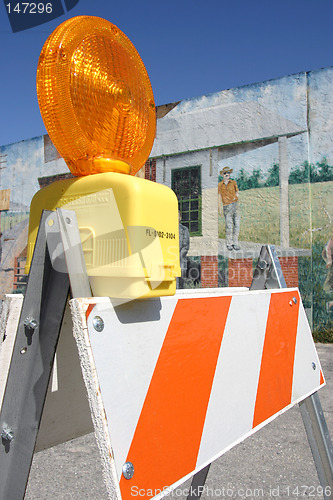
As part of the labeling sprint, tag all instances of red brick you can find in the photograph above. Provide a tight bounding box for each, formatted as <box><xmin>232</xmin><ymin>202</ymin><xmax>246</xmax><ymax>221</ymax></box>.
<box><xmin>228</xmin><ymin>258</ymin><xmax>253</xmax><ymax>287</ymax></box>
<box><xmin>279</xmin><ymin>256</ymin><xmax>298</xmax><ymax>287</ymax></box>
<box><xmin>201</xmin><ymin>256</ymin><xmax>218</xmax><ymax>287</ymax></box>
<box><xmin>145</xmin><ymin>159</ymin><xmax>156</xmax><ymax>181</ymax></box>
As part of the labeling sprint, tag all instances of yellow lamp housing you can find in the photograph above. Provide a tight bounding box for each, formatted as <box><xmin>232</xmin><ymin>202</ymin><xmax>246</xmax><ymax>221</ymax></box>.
<box><xmin>25</xmin><ymin>173</ymin><xmax>181</xmax><ymax>299</ymax></box>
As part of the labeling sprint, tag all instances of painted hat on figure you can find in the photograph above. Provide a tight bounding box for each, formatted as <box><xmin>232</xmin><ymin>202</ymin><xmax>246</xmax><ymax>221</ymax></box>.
<box><xmin>220</xmin><ymin>166</ymin><xmax>233</xmax><ymax>175</ymax></box>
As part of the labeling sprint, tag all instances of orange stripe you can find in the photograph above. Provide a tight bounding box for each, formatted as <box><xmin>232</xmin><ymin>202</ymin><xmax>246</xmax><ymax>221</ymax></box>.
<box><xmin>86</xmin><ymin>303</ymin><xmax>96</xmax><ymax>321</ymax></box>
<box><xmin>320</xmin><ymin>370</ymin><xmax>325</xmax><ymax>386</ymax></box>
<box><xmin>120</xmin><ymin>296</ymin><xmax>232</xmax><ymax>499</ymax></box>
<box><xmin>253</xmin><ymin>291</ymin><xmax>299</xmax><ymax>428</ymax></box>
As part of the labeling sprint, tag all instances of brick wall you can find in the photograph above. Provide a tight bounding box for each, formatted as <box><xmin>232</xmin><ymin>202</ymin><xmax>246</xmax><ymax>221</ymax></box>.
<box><xmin>145</xmin><ymin>159</ymin><xmax>156</xmax><ymax>182</ymax></box>
<box><xmin>201</xmin><ymin>256</ymin><xmax>218</xmax><ymax>287</ymax></box>
<box><xmin>226</xmin><ymin>256</ymin><xmax>299</xmax><ymax>288</ymax></box>
<box><xmin>228</xmin><ymin>258</ymin><xmax>253</xmax><ymax>287</ymax></box>
<box><xmin>279</xmin><ymin>256</ymin><xmax>299</xmax><ymax>287</ymax></box>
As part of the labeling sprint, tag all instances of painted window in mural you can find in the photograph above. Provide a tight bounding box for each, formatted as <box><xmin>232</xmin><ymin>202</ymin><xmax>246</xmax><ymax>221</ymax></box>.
<box><xmin>172</xmin><ymin>166</ymin><xmax>202</xmax><ymax>236</ymax></box>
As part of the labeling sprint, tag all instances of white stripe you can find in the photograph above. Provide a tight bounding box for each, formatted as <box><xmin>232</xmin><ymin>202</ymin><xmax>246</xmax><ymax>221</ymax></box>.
<box><xmin>196</xmin><ymin>291</ymin><xmax>271</xmax><ymax>467</ymax></box>
<box><xmin>292</xmin><ymin>301</ymin><xmax>324</xmax><ymax>402</ymax></box>
<box><xmin>87</xmin><ymin>297</ymin><xmax>178</xmax><ymax>478</ymax></box>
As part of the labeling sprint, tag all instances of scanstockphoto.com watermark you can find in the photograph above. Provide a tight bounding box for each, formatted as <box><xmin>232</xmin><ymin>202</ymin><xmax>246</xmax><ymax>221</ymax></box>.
<box><xmin>130</xmin><ymin>484</ymin><xmax>332</xmax><ymax>498</ymax></box>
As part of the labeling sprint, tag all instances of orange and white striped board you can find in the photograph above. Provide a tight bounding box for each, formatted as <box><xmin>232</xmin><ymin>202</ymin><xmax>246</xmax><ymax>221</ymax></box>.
<box><xmin>70</xmin><ymin>287</ymin><xmax>325</xmax><ymax>500</ymax></box>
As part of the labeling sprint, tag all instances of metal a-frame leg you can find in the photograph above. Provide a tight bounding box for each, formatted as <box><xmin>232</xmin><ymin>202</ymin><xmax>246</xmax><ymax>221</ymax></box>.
<box><xmin>187</xmin><ymin>464</ymin><xmax>211</xmax><ymax>500</ymax></box>
<box><xmin>45</xmin><ymin>208</ymin><xmax>91</xmax><ymax>299</ymax></box>
<box><xmin>187</xmin><ymin>245</ymin><xmax>333</xmax><ymax>500</ymax></box>
<box><xmin>0</xmin><ymin>210</ymin><xmax>70</xmax><ymax>499</ymax></box>
<box><xmin>0</xmin><ymin>208</ymin><xmax>90</xmax><ymax>500</ymax></box>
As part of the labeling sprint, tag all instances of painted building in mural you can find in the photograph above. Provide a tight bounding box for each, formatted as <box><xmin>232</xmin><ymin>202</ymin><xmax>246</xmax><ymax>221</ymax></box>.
<box><xmin>0</xmin><ymin>67</ymin><xmax>332</xmax><ymax>334</ymax></box>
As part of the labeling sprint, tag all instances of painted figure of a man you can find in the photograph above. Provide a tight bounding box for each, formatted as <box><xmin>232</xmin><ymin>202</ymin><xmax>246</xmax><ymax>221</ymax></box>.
<box><xmin>218</xmin><ymin>166</ymin><xmax>241</xmax><ymax>251</ymax></box>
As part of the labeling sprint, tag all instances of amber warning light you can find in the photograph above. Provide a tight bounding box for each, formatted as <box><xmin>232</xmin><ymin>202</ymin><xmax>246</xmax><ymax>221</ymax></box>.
<box><xmin>27</xmin><ymin>16</ymin><xmax>181</xmax><ymax>299</ymax></box>
<box><xmin>36</xmin><ymin>16</ymin><xmax>156</xmax><ymax>176</ymax></box>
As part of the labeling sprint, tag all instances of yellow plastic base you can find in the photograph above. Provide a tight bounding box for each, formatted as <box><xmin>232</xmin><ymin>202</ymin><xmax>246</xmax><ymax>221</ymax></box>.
<box><xmin>73</xmin><ymin>158</ymin><xmax>131</xmax><ymax>176</ymax></box>
<box><xmin>26</xmin><ymin>173</ymin><xmax>181</xmax><ymax>299</ymax></box>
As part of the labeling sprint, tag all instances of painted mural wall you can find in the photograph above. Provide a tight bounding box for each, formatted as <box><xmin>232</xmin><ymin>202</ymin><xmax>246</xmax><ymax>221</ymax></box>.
<box><xmin>0</xmin><ymin>67</ymin><xmax>332</xmax><ymax>336</ymax></box>
<box><xmin>151</xmin><ymin>67</ymin><xmax>333</xmax><ymax>337</ymax></box>
<box><xmin>0</xmin><ymin>135</ymin><xmax>67</xmax><ymax>295</ymax></box>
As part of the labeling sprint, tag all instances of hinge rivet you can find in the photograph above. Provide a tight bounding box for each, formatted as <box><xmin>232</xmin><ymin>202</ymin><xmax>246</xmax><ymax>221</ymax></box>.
<box><xmin>24</xmin><ymin>317</ymin><xmax>38</xmax><ymax>331</ymax></box>
<box><xmin>1</xmin><ymin>426</ymin><xmax>14</xmax><ymax>442</ymax></box>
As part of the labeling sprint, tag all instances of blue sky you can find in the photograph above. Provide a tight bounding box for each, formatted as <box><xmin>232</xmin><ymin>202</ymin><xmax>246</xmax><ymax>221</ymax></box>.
<box><xmin>1</xmin><ymin>0</ymin><xmax>333</xmax><ymax>147</ymax></box>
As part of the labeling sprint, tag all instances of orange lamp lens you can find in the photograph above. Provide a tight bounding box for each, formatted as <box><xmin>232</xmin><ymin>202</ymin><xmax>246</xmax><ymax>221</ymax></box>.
<box><xmin>36</xmin><ymin>16</ymin><xmax>156</xmax><ymax>176</ymax></box>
